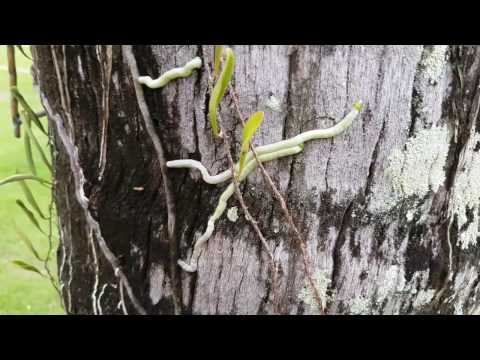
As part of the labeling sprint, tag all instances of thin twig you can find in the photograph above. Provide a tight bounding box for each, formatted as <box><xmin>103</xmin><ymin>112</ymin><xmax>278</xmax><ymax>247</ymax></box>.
<box><xmin>44</xmin><ymin>190</ymin><xmax>63</xmax><ymax>304</ymax></box>
<box><xmin>221</xmin><ymin>130</ymin><xmax>280</xmax><ymax>313</ymax></box>
<box><xmin>122</xmin><ymin>45</ymin><xmax>182</xmax><ymax>315</ymax></box>
<box><xmin>44</xmin><ymin>101</ymin><xmax>66</xmax><ymax>310</ymax></box>
<box><xmin>42</xmin><ymin>82</ymin><xmax>63</xmax><ymax>308</ymax></box>
<box><xmin>98</xmin><ymin>45</ymin><xmax>113</xmax><ymax>182</ymax></box>
<box><xmin>228</xmin><ymin>83</ymin><xmax>325</xmax><ymax>313</ymax></box>
<box><xmin>203</xmin><ymin>50</ymin><xmax>280</xmax><ymax>313</ymax></box>
<box><xmin>119</xmin><ymin>278</ymin><xmax>129</xmax><ymax>315</ymax></box>
<box><xmin>50</xmin><ymin>47</ymin><xmax>72</xmax><ymax>131</ymax></box>
<box><xmin>7</xmin><ymin>45</ymin><xmax>21</xmax><ymax>138</ymax></box>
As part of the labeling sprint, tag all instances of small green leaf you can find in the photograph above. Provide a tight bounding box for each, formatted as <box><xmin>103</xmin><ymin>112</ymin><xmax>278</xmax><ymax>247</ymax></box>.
<box><xmin>19</xmin><ymin>180</ymin><xmax>47</xmax><ymax>220</ymax></box>
<box><xmin>10</xmin><ymin>87</ymin><xmax>47</xmax><ymax>136</ymax></box>
<box><xmin>16</xmin><ymin>199</ymin><xmax>46</xmax><ymax>236</ymax></box>
<box><xmin>208</xmin><ymin>47</ymin><xmax>235</xmax><ymax>136</ymax></box>
<box><xmin>16</xmin><ymin>45</ymin><xmax>32</xmax><ymax>60</ymax></box>
<box><xmin>24</xmin><ymin>131</ymin><xmax>36</xmax><ymax>175</ymax></box>
<box><xmin>213</xmin><ymin>45</ymin><xmax>224</xmax><ymax>80</ymax></box>
<box><xmin>22</xmin><ymin>112</ymin><xmax>37</xmax><ymax>176</ymax></box>
<box><xmin>11</xmin><ymin>260</ymin><xmax>45</xmax><ymax>277</ymax></box>
<box><xmin>15</xmin><ymin>225</ymin><xmax>44</xmax><ymax>262</ymax></box>
<box><xmin>22</xmin><ymin>112</ymin><xmax>52</xmax><ymax>174</ymax></box>
<box><xmin>0</xmin><ymin>174</ymin><xmax>51</xmax><ymax>187</ymax></box>
<box><xmin>238</xmin><ymin>111</ymin><xmax>265</xmax><ymax>176</ymax></box>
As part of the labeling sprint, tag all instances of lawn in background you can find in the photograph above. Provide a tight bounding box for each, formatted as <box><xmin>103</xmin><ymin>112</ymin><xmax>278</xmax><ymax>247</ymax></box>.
<box><xmin>0</xmin><ymin>46</ymin><xmax>64</xmax><ymax>314</ymax></box>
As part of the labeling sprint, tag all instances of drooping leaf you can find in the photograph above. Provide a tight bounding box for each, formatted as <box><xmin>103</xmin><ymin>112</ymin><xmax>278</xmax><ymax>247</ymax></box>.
<box><xmin>15</xmin><ymin>199</ymin><xmax>46</xmax><ymax>235</ymax></box>
<box><xmin>19</xmin><ymin>180</ymin><xmax>46</xmax><ymax>220</ymax></box>
<box><xmin>238</xmin><ymin>111</ymin><xmax>264</xmax><ymax>176</ymax></box>
<box><xmin>213</xmin><ymin>45</ymin><xmax>224</xmax><ymax>80</ymax></box>
<box><xmin>0</xmin><ymin>174</ymin><xmax>51</xmax><ymax>187</ymax></box>
<box><xmin>24</xmin><ymin>131</ymin><xmax>36</xmax><ymax>175</ymax></box>
<box><xmin>10</xmin><ymin>87</ymin><xmax>47</xmax><ymax>135</ymax></box>
<box><xmin>11</xmin><ymin>260</ymin><xmax>45</xmax><ymax>277</ymax></box>
<box><xmin>14</xmin><ymin>225</ymin><xmax>44</xmax><ymax>262</ymax></box>
<box><xmin>16</xmin><ymin>45</ymin><xmax>32</xmax><ymax>60</ymax></box>
<box><xmin>208</xmin><ymin>47</ymin><xmax>235</xmax><ymax>136</ymax></box>
<box><xmin>22</xmin><ymin>112</ymin><xmax>37</xmax><ymax>176</ymax></box>
<box><xmin>22</xmin><ymin>112</ymin><xmax>52</xmax><ymax>174</ymax></box>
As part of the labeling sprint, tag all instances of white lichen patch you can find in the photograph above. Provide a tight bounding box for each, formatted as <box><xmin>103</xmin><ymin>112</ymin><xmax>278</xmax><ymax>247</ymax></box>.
<box><xmin>454</xmin><ymin>301</ymin><xmax>464</xmax><ymax>315</ymax></box>
<box><xmin>77</xmin><ymin>55</ymin><xmax>86</xmax><ymax>81</ymax></box>
<box><xmin>265</xmin><ymin>94</ymin><xmax>282</xmax><ymax>113</ymax></box>
<box><xmin>421</xmin><ymin>45</ymin><xmax>449</xmax><ymax>85</ymax></box>
<box><xmin>472</xmin><ymin>305</ymin><xmax>480</xmax><ymax>315</ymax></box>
<box><xmin>452</xmin><ymin>265</ymin><xmax>478</xmax><ymax>313</ymax></box>
<box><xmin>272</xmin><ymin>217</ymin><xmax>280</xmax><ymax>234</ymax></box>
<box><xmin>299</xmin><ymin>269</ymin><xmax>331</xmax><ymax>313</ymax></box>
<box><xmin>412</xmin><ymin>289</ymin><xmax>436</xmax><ymax>309</ymax></box>
<box><xmin>149</xmin><ymin>264</ymin><xmax>172</xmax><ymax>305</ymax></box>
<box><xmin>112</xmin><ymin>71</ymin><xmax>120</xmax><ymax>92</ymax></box>
<box><xmin>376</xmin><ymin>265</ymin><xmax>405</xmax><ymax>304</ymax></box>
<box><xmin>227</xmin><ymin>206</ymin><xmax>239</xmax><ymax>222</ymax></box>
<box><xmin>451</xmin><ymin>134</ymin><xmax>480</xmax><ymax>250</ymax></box>
<box><xmin>388</xmin><ymin>126</ymin><xmax>449</xmax><ymax>198</ymax></box>
<box><xmin>369</xmin><ymin>126</ymin><xmax>451</xmax><ymax>214</ymax></box>
<box><xmin>406</xmin><ymin>210</ymin><xmax>415</xmax><ymax>222</ymax></box>
<box><xmin>349</xmin><ymin>296</ymin><xmax>372</xmax><ymax>315</ymax></box>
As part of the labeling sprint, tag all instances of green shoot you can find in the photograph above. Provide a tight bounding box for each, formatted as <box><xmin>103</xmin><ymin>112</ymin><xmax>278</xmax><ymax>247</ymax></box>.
<box><xmin>214</xmin><ymin>45</ymin><xmax>224</xmax><ymax>80</ymax></box>
<box><xmin>15</xmin><ymin>225</ymin><xmax>44</xmax><ymax>262</ymax></box>
<box><xmin>11</xmin><ymin>260</ymin><xmax>46</xmax><ymax>278</ymax></box>
<box><xmin>19</xmin><ymin>179</ymin><xmax>47</xmax><ymax>220</ymax></box>
<box><xmin>0</xmin><ymin>174</ymin><xmax>51</xmax><ymax>187</ymax></box>
<box><xmin>22</xmin><ymin>111</ymin><xmax>52</xmax><ymax>174</ymax></box>
<box><xmin>208</xmin><ymin>47</ymin><xmax>235</xmax><ymax>137</ymax></box>
<box><xmin>238</xmin><ymin>111</ymin><xmax>264</xmax><ymax>177</ymax></box>
<box><xmin>15</xmin><ymin>199</ymin><xmax>46</xmax><ymax>236</ymax></box>
<box><xmin>22</xmin><ymin>111</ymin><xmax>37</xmax><ymax>176</ymax></box>
<box><xmin>11</xmin><ymin>86</ymin><xmax>47</xmax><ymax>135</ymax></box>
<box><xmin>16</xmin><ymin>45</ymin><xmax>32</xmax><ymax>60</ymax></box>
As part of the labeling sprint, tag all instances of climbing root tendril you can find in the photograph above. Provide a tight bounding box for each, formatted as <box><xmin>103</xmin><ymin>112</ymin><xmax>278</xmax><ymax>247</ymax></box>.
<box><xmin>175</xmin><ymin>102</ymin><xmax>362</xmax><ymax>273</ymax></box>
<box><xmin>177</xmin><ymin>145</ymin><xmax>304</xmax><ymax>272</ymax></box>
<box><xmin>138</xmin><ymin>57</ymin><xmax>202</xmax><ymax>89</ymax></box>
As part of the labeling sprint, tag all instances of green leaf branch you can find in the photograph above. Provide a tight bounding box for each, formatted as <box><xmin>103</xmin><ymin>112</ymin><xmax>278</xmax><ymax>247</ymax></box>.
<box><xmin>208</xmin><ymin>47</ymin><xmax>235</xmax><ymax>137</ymax></box>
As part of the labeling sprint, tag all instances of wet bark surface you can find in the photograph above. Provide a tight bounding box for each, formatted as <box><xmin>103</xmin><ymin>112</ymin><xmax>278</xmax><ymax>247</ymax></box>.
<box><xmin>33</xmin><ymin>45</ymin><xmax>480</xmax><ymax>314</ymax></box>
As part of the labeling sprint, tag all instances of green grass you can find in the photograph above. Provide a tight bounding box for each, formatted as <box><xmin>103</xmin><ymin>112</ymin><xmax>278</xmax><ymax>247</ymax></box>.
<box><xmin>0</xmin><ymin>46</ymin><xmax>64</xmax><ymax>314</ymax></box>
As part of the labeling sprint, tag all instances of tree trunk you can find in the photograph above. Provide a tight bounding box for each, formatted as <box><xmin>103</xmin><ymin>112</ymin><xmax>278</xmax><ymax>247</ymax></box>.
<box><xmin>33</xmin><ymin>45</ymin><xmax>480</xmax><ymax>315</ymax></box>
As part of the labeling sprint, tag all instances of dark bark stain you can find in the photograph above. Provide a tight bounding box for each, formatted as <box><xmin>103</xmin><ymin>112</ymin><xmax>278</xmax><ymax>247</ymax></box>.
<box><xmin>348</xmin><ymin>230</ymin><xmax>360</xmax><ymax>258</ymax></box>
<box><xmin>409</xmin><ymin>46</ymin><xmax>427</xmax><ymax>137</ymax></box>
<box><xmin>320</xmin><ymin>45</ymin><xmax>336</xmax><ymax>57</ymax></box>
<box><xmin>330</xmin><ymin>200</ymin><xmax>355</xmax><ymax>290</ymax></box>
<box><xmin>404</xmin><ymin>222</ymin><xmax>430</xmax><ymax>282</ymax></box>
<box><xmin>364</xmin><ymin>104</ymin><xmax>387</xmax><ymax>198</ymax></box>
<box><xmin>359</xmin><ymin>270</ymin><xmax>368</xmax><ymax>281</ymax></box>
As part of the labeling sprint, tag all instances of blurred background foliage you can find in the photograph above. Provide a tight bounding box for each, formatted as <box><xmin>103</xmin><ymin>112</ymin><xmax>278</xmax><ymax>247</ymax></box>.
<box><xmin>0</xmin><ymin>45</ymin><xmax>63</xmax><ymax>314</ymax></box>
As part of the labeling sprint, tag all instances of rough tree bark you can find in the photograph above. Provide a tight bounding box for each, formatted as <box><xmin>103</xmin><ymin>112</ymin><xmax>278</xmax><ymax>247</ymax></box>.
<box><xmin>32</xmin><ymin>45</ymin><xmax>480</xmax><ymax>315</ymax></box>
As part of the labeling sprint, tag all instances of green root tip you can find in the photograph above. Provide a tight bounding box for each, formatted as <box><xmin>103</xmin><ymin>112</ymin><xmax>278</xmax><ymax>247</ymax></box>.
<box><xmin>353</xmin><ymin>101</ymin><xmax>363</xmax><ymax>111</ymax></box>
